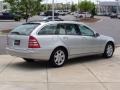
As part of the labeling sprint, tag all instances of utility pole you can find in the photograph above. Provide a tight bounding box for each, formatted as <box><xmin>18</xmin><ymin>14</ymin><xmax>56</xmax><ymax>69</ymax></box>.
<box><xmin>116</xmin><ymin>0</ymin><xmax>119</xmax><ymax>14</ymax></box>
<box><xmin>46</xmin><ymin>0</ymin><xmax>48</xmax><ymax>11</ymax></box>
<box><xmin>77</xmin><ymin>0</ymin><xmax>79</xmax><ymax>11</ymax></box>
<box><xmin>52</xmin><ymin>0</ymin><xmax>55</xmax><ymax>21</ymax></box>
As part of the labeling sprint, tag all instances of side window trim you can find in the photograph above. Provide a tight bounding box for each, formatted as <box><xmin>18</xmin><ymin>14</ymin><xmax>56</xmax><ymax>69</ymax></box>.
<box><xmin>37</xmin><ymin>24</ymin><xmax>57</xmax><ymax>35</ymax></box>
<box><xmin>56</xmin><ymin>23</ymin><xmax>81</xmax><ymax>35</ymax></box>
<box><xmin>56</xmin><ymin>23</ymin><xmax>66</xmax><ymax>35</ymax></box>
<box><xmin>65</xmin><ymin>24</ymin><xmax>80</xmax><ymax>35</ymax></box>
<box><xmin>79</xmin><ymin>25</ymin><xmax>95</xmax><ymax>37</ymax></box>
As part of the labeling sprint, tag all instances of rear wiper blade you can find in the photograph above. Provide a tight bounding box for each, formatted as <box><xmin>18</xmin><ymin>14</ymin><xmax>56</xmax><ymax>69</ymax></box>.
<box><xmin>11</xmin><ymin>32</ymin><xmax>20</xmax><ymax>35</ymax></box>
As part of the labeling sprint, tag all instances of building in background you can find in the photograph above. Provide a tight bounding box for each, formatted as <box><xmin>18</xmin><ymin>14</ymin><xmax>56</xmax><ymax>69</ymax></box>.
<box><xmin>0</xmin><ymin>1</ymin><xmax>10</xmax><ymax>12</ymax></box>
<box><xmin>97</xmin><ymin>1</ymin><xmax>120</xmax><ymax>16</ymax></box>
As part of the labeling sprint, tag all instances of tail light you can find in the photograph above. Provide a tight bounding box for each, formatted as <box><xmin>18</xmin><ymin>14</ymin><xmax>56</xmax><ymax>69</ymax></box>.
<box><xmin>28</xmin><ymin>36</ymin><xmax>40</xmax><ymax>48</ymax></box>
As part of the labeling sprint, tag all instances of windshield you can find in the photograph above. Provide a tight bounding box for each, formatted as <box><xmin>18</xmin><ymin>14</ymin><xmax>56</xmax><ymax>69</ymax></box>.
<box><xmin>10</xmin><ymin>23</ymin><xmax>39</xmax><ymax>35</ymax></box>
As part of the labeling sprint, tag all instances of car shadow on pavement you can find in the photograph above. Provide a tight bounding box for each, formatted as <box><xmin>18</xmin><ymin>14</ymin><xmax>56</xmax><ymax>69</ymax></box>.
<box><xmin>9</xmin><ymin>60</ymin><xmax>48</xmax><ymax>70</ymax></box>
<box><xmin>66</xmin><ymin>55</ymin><xmax>105</xmax><ymax>66</ymax></box>
<box><xmin>9</xmin><ymin>55</ymin><xmax>107</xmax><ymax>70</ymax></box>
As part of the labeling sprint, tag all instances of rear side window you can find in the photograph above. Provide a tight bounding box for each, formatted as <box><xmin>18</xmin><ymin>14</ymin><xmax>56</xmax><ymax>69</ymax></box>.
<box><xmin>66</xmin><ymin>24</ymin><xmax>79</xmax><ymax>35</ymax></box>
<box><xmin>56</xmin><ymin>24</ymin><xmax>66</xmax><ymax>35</ymax></box>
<box><xmin>56</xmin><ymin>24</ymin><xmax>80</xmax><ymax>35</ymax></box>
<box><xmin>10</xmin><ymin>23</ymin><xmax>39</xmax><ymax>35</ymax></box>
<box><xmin>38</xmin><ymin>24</ymin><xmax>57</xmax><ymax>35</ymax></box>
<box><xmin>79</xmin><ymin>25</ymin><xmax>94</xmax><ymax>36</ymax></box>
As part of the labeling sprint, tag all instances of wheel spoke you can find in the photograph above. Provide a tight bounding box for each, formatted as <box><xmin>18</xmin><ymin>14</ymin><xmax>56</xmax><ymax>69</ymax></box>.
<box><xmin>107</xmin><ymin>45</ymin><xmax>113</xmax><ymax>56</ymax></box>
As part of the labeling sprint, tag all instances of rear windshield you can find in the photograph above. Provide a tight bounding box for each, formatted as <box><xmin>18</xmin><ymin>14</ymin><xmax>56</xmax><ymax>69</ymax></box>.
<box><xmin>10</xmin><ymin>23</ymin><xmax>40</xmax><ymax>35</ymax></box>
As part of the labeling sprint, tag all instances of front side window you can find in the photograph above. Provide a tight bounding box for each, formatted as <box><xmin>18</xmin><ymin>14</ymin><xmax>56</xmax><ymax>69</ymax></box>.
<box><xmin>38</xmin><ymin>24</ymin><xmax>57</xmax><ymax>35</ymax></box>
<box><xmin>79</xmin><ymin>25</ymin><xmax>94</xmax><ymax>36</ymax></box>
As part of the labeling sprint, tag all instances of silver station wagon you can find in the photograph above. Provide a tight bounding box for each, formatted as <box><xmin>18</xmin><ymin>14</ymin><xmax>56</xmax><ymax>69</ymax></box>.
<box><xmin>6</xmin><ymin>21</ymin><xmax>115</xmax><ymax>67</ymax></box>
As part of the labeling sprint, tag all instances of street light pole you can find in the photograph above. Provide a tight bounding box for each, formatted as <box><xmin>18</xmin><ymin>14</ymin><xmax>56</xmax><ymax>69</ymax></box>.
<box><xmin>116</xmin><ymin>0</ymin><xmax>119</xmax><ymax>14</ymax></box>
<box><xmin>46</xmin><ymin>0</ymin><xmax>48</xmax><ymax>11</ymax></box>
<box><xmin>77</xmin><ymin>0</ymin><xmax>79</xmax><ymax>11</ymax></box>
<box><xmin>52</xmin><ymin>0</ymin><xmax>55</xmax><ymax>21</ymax></box>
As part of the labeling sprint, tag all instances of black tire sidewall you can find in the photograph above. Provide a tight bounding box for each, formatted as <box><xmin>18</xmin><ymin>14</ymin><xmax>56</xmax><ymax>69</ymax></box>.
<box><xmin>49</xmin><ymin>48</ymin><xmax>67</xmax><ymax>67</ymax></box>
<box><xmin>103</xmin><ymin>43</ymin><xmax>114</xmax><ymax>58</ymax></box>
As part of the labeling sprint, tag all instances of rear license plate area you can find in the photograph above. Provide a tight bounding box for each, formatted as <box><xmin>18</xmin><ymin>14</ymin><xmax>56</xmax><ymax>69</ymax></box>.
<box><xmin>14</xmin><ymin>40</ymin><xmax>20</xmax><ymax>45</ymax></box>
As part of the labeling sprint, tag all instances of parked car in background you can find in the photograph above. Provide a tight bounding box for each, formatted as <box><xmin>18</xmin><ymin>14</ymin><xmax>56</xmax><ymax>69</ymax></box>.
<box><xmin>63</xmin><ymin>10</ymin><xmax>71</xmax><ymax>14</ymax></box>
<box><xmin>7</xmin><ymin>21</ymin><xmax>115</xmax><ymax>67</ymax></box>
<box><xmin>70</xmin><ymin>12</ymin><xmax>76</xmax><ymax>15</ymax></box>
<box><xmin>117</xmin><ymin>14</ymin><xmax>120</xmax><ymax>19</ymax></box>
<box><xmin>57</xmin><ymin>10</ymin><xmax>65</xmax><ymax>16</ymax></box>
<box><xmin>74</xmin><ymin>11</ymin><xmax>91</xmax><ymax>18</ymax></box>
<box><xmin>43</xmin><ymin>16</ymin><xmax>64</xmax><ymax>21</ymax></box>
<box><xmin>110</xmin><ymin>13</ymin><xmax>117</xmax><ymax>18</ymax></box>
<box><xmin>44</xmin><ymin>10</ymin><xmax>59</xmax><ymax>16</ymax></box>
<box><xmin>0</xmin><ymin>12</ymin><xmax>21</xmax><ymax>21</ymax></box>
<box><xmin>39</xmin><ymin>12</ymin><xmax>45</xmax><ymax>16</ymax></box>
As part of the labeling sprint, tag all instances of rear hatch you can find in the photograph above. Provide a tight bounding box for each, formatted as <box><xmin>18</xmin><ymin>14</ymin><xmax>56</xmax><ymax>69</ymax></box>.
<box><xmin>7</xmin><ymin>23</ymin><xmax>40</xmax><ymax>50</ymax></box>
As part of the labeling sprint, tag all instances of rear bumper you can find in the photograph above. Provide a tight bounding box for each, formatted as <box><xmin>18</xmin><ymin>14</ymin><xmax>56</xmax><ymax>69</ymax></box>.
<box><xmin>6</xmin><ymin>47</ymin><xmax>52</xmax><ymax>61</ymax></box>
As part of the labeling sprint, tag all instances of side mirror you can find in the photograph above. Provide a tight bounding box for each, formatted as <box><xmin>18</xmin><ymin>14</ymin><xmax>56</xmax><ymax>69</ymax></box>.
<box><xmin>94</xmin><ymin>33</ymin><xmax>100</xmax><ymax>37</ymax></box>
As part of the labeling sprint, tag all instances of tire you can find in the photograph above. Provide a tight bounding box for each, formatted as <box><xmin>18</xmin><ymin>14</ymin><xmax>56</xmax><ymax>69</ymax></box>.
<box><xmin>49</xmin><ymin>48</ymin><xmax>68</xmax><ymax>67</ymax></box>
<box><xmin>23</xmin><ymin>58</ymin><xmax>34</xmax><ymax>62</ymax></box>
<box><xmin>103</xmin><ymin>43</ymin><xmax>114</xmax><ymax>58</ymax></box>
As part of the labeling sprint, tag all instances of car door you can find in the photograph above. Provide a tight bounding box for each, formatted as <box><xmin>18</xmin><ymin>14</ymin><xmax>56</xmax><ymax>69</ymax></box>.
<box><xmin>57</xmin><ymin>23</ymin><xmax>89</xmax><ymax>55</ymax></box>
<box><xmin>78</xmin><ymin>24</ymin><xmax>103</xmax><ymax>53</ymax></box>
<box><xmin>37</xmin><ymin>24</ymin><xmax>60</xmax><ymax>50</ymax></box>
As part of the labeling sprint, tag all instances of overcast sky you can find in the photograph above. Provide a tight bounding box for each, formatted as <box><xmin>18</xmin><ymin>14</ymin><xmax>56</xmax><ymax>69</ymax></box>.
<box><xmin>0</xmin><ymin>0</ymin><xmax>116</xmax><ymax>4</ymax></box>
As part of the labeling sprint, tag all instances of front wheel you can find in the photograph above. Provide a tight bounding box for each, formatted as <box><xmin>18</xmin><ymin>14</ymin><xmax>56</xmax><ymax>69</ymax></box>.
<box><xmin>103</xmin><ymin>43</ymin><xmax>114</xmax><ymax>58</ymax></box>
<box><xmin>49</xmin><ymin>48</ymin><xmax>67</xmax><ymax>67</ymax></box>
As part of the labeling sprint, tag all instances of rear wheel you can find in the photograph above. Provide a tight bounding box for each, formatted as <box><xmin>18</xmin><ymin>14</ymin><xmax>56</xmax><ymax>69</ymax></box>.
<box><xmin>103</xmin><ymin>43</ymin><xmax>114</xmax><ymax>58</ymax></box>
<box><xmin>49</xmin><ymin>48</ymin><xmax>67</xmax><ymax>67</ymax></box>
<box><xmin>23</xmin><ymin>58</ymin><xmax>34</xmax><ymax>62</ymax></box>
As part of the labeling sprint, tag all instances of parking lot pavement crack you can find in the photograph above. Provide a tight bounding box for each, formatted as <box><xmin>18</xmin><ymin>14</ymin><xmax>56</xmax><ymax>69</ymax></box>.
<box><xmin>82</xmin><ymin>64</ymin><xmax>108</xmax><ymax>90</ymax></box>
<box><xmin>0</xmin><ymin>57</ymin><xmax>17</xmax><ymax>75</ymax></box>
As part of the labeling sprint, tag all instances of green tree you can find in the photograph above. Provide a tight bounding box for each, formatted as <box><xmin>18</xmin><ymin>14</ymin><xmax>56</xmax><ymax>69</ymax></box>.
<box><xmin>5</xmin><ymin>0</ymin><xmax>42</xmax><ymax>22</ymax></box>
<box><xmin>78</xmin><ymin>0</ymin><xmax>96</xmax><ymax>18</ymax></box>
<box><xmin>41</xmin><ymin>4</ymin><xmax>47</xmax><ymax>11</ymax></box>
<box><xmin>90</xmin><ymin>4</ymin><xmax>96</xmax><ymax>18</ymax></box>
<box><xmin>71</xmin><ymin>3</ymin><xmax>77</xmax><ymax>12</ymax></box>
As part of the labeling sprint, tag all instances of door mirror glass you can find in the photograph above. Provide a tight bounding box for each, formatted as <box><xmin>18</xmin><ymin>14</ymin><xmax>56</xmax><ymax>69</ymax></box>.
<box><xmin>94</xmin><ymin>33</ymin><xmax>100</xmax><ymax>37</ymax></box>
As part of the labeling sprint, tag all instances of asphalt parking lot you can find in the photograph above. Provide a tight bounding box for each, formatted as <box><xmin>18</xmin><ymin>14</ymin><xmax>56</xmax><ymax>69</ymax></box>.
<box><xmin>87</xmin><ymin>16</ymin><xmax>120</xmax><ymax>45</ymax></box>
<box><xmin>0</xmin><ymin>47</ymin><xmax>119</xmax><ymax>90</ymax></box>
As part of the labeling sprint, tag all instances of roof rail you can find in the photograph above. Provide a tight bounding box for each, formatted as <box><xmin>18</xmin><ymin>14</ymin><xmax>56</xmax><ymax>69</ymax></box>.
<box><xmin>28</xmin><ymin>20</ymin><xmax>49</xmax><ymax>23</ymax></box>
